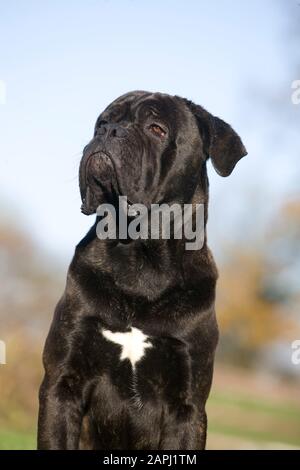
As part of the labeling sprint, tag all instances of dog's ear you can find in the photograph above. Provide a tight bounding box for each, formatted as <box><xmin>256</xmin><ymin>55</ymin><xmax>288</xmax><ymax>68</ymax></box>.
<box><xmin>183</xmin><ymin>99</ymin><xmax>247</xmax><ymax>176</ymax></box>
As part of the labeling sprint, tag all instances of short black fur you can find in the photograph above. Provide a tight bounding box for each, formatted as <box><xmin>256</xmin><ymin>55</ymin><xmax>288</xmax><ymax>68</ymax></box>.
<box><xmin>38</xmin><ymin>91</ymin><xmax>247</xmax><ymax>450</ymax></box>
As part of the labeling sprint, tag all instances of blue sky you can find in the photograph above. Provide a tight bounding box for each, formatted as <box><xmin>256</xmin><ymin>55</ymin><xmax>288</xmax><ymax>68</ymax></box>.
<box><xmin>0</xmin><ymin>0</ymin><xmax>299</xmax><ymax>263</ymax></box>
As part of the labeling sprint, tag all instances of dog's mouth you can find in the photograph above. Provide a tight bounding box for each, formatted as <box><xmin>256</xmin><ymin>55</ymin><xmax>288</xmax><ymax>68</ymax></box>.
<box><xmin>80</xmin><ymin>151</ymin><xmax>113</xmax><ymax>214</ymax></box>
<box><xmin>82</xmin><ymin>189</ymin><xmax>137</xmax><ymax>217</ymax></box>
<box><xmin>80</xmin><ymin>151</ymin><xmax>141</xmax><ymax>217</ymax></box>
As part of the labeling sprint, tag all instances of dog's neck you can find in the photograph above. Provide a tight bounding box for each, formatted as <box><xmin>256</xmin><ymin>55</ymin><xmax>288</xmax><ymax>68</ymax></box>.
<box><xmin>74</xmin><ymin>185</ymin><xmax>211</xmax><ymax>301</ymax></box>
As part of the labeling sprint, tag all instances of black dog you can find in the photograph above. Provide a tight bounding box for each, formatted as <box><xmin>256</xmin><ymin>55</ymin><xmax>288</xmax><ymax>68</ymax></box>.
<box><xmin>38</xmin><ymin>91</ymin><xmax>247</xmax><ymax>450</ymax></box>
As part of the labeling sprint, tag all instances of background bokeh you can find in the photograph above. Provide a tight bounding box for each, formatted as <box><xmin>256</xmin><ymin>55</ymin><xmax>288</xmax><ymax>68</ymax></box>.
<box><xmin>0</xmin><ymin>0</ymin><xmax>299</xmax><ymax>449</ymax></box>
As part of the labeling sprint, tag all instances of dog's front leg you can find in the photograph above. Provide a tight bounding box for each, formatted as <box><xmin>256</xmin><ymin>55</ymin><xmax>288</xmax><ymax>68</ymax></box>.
<box><xmin>37</xmin><ymin>374</ymin><xmax>84</xmax><ymax>450</ymax></box>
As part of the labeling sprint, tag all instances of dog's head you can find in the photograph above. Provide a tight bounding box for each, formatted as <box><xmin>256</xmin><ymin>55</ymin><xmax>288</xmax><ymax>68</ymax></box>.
<box><xmin>79</xmin><ymin>91</ymin><xmax>247</xmax><ymax>215</ymax></box>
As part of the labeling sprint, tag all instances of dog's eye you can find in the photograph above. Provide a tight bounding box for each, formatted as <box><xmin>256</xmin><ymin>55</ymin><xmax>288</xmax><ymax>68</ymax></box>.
<box><xmin>149</xmin><ymin>123</ymin><xmax>167</xmax><ymax>138</ymax></box>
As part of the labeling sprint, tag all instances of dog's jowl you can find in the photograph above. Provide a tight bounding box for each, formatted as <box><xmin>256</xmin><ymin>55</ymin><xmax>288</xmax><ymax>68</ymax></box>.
<box><xmin>38</xmin><ymin>90</ymin><xmax>247</xmax><ymax>450</ymax></box>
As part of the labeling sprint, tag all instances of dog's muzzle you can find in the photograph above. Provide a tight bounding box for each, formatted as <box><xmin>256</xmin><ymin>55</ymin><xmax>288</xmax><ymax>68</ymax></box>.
<box><xmin>80</xmin><ymin>150</ymin><xmax>116</xmax><ymax>215</ymax></box>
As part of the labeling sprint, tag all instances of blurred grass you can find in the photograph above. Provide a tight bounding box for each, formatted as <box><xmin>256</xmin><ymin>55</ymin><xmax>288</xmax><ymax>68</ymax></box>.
<box><xmin>209</xmin><ymin>391</ymin><xmax>300</xmax><ymax>419</ymax></box>
<box><xmin>0</xmin><ymin>430</ymin><xmax>36</xmax><ymax>450</ymax></box>
<box><xmin>207</xmin><ymin>392</ymin><xmax>300</xmax><ymax>449</ymax></box>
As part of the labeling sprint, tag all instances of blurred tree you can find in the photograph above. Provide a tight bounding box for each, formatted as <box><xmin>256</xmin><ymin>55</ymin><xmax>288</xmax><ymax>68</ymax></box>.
<box><xmin>216</xmin><ymin>0</ymin><xmax>300</xmax><ymax>366</ymax></box>
<box><xmin>0</xmin><ymin>221</ymin><xmax>63</xmax><ymax>332</ymax></box>
<box><xmin>217</xmin><ymin>197</ymin><xmax>300</xmax><ymax>365</ymax></box>
<box><xmin>0</xmin><ymin>219</ymin><xmax>63</xmax><ymax>434</ymax></box>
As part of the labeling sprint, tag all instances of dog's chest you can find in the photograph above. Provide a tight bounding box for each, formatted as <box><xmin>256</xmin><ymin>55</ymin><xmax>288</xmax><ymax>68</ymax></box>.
<box><xmin>75</xmin><ymin>320</ymin><xmax>198</xmax><ymax>423</ymax></box>
<box><xmin>102</xmin><ymin>327</ymin><xmax>152</xmax><ymax>368</ymax></box>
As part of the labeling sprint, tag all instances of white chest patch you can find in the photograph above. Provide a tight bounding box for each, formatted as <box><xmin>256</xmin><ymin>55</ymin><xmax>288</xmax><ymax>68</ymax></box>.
<box><xmin>102</xmin><ymin>327</ymin><xmax>152</xmax><ymax>368</ymax></box>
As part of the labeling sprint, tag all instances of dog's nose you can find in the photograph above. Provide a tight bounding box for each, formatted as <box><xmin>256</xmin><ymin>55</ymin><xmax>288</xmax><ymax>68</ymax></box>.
<box><xmin>98</xmin><ymin>123</ymin><xmax>127</xmax><ymax>139</ymax></box>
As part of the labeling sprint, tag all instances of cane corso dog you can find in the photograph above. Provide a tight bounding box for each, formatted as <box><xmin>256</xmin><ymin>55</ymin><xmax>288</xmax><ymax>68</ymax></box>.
<box><xmin>38</xmin><ymin>91</ymin><xmax>247</xmax><ymax>450</ymax></box>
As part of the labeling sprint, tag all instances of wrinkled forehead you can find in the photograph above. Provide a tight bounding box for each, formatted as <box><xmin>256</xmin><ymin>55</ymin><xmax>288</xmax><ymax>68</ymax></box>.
<box><xmin>106</xmin><ymin>90</ymin><xmax>150</xmax><ymax>110</ymax></box>
<box><xmin>100</xmin><ymin>90</ymin><xmax>186</xmax><ymax>122</ymax></box>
